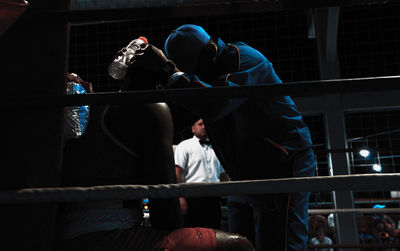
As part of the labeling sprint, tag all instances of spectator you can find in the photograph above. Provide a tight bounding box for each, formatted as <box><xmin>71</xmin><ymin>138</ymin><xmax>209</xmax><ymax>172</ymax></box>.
<box><xmin>357</xmin><ymin>214</ymin><xmax>379</xmax><ymax>246</ymax></box>
<box><xmin>372</xmin><ymin>204</ymin><xmax>399</xmax><ymax>245</ymax></box>
<box><xmin>309</xmin><ymin>225</ymin><xmax>333</xmax><ymax>251</ymax></box>
<box><xmin>135</xmin><ymin>24</ymin><xmax>316</xmax><ymax>250</ymax></box>
<box><xmin>175</xmin><ymin>118</ymin><xmax>229</xmax><ymax>229</ymax></box>
<box><xmin>309</xmin><ymin>214</ymin><xmax>329</xmax><ymax>238</ymax></box>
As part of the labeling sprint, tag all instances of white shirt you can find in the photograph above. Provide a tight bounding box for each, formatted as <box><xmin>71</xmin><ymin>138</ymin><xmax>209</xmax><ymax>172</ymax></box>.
<box><xmin>310</xmin><ymin>236</ymin><xmax>333</xmax><ymax>251</ymax></box>
<box><xmin>174</xmin><ymin>136</ymin><xmax>225</xmax><ymax>183</ymax></box>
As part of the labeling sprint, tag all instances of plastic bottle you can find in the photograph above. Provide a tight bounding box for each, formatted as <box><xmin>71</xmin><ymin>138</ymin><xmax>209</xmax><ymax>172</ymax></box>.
<box><xmin>108</xmin><ymin>36</ymin><xmax>148</xmax><ymax>80</ymax></box>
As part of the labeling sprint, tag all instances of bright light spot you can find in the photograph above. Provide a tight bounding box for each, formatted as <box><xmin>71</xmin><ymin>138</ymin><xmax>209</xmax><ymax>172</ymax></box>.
<box><xmin>359</xmin><ymin>149</ymin><xmax>370</xmax><ymax>158</ymax></box>
<box><xmin>372</xmin><ymin>164</ymin><xmax>382</xmax><ymax>172</ymax></box>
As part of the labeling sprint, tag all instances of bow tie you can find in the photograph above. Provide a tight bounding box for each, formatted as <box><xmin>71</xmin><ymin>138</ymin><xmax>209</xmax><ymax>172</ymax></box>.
<box><xmin>199</xmin><ymin>139</ymin><xmax>211</xmax><ymax>145</ymax></box>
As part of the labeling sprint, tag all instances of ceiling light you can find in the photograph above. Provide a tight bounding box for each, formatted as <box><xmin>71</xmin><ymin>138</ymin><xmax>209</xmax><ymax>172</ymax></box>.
<box><xmin>372</xmin><ymin>164</ymin><xmax>382</xmax><ymax>172</ymax></box>
<box><xmin>359</xmin><ymin>149</ymin><xmax>370</xmax><ymax>158</ymax></box>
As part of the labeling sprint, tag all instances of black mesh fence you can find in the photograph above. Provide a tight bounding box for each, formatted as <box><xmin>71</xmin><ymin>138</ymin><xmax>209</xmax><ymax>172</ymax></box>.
<box><xmin>68</xmin><ymin>1</ymin><xmax>400</xmax><ymax>210</ymax></box>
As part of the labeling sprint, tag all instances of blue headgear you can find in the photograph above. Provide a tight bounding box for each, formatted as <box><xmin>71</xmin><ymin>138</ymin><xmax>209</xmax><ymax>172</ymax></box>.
<box><xmin>164</xmin><ymin>24</ymin><xmax>211</xmax><ymax>74</ymax></box>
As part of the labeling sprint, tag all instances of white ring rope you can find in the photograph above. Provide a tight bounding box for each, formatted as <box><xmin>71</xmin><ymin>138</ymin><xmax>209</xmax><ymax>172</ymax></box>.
<box><xmin>1</xmin><ymin>174</ymin><xmax>399</xmax><ymax>204</ymax></box>
<box><xmin>308</xmin><ymin>208</ymin><xmax>400</xmax><ymax>215</ymax></box>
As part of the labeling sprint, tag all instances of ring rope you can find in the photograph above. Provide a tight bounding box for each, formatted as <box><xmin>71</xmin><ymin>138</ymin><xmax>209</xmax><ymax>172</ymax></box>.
<box><xmin>308</xmin><ymin>208</ymin><xmax>400</xmax><ymax>215</ymax></box>
<box><xmin>3</xmin><ymin>76</ymin><xmax>400</xmax><ymax>110</ymax></box>
<box><xmin>1</xmin><ymin>174</ymin><xmax>399</xmax><ymax>204</ymax></box>
<box><xmin>309</xmin><ymin>244</ymin><xmax>400</xmax><ymax>249</ymax></box>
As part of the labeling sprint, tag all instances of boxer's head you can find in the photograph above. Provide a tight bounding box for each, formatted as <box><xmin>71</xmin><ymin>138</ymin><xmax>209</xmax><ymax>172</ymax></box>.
<box><xmin>165</xmin><ymin>24</ymin><xmax>218</xmax><ymax>81</ymax></box>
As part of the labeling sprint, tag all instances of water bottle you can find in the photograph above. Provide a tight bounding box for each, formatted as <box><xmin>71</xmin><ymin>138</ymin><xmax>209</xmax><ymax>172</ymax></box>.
<box><xmin>108</xmin><ymin>36</ymin><xmax>148</xmax><ymax>80</ymax></box>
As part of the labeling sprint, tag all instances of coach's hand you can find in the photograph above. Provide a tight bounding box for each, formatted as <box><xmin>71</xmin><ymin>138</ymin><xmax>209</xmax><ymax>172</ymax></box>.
<box><xmin>131</xmin><ymin>44</ymin><xmax>166</xmax><ymax>70</ymax></box>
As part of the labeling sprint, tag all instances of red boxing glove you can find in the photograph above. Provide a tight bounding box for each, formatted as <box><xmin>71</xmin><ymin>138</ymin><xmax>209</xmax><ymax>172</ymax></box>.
<box><xmin>157</xmin><ymin>228</ymin><xmax>217</xmax><ymax>251</ymax></box>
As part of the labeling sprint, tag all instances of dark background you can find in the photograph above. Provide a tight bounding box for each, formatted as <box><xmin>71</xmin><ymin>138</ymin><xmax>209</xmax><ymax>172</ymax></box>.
<box><xmin>67</xmin><ymin>2</ymin><xmax>400</xmax><ymax>207</ymax></box>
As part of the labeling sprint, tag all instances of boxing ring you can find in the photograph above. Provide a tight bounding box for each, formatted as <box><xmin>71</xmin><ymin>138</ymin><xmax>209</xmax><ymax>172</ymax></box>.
<box><xmin>2</xmin><ymin>75</ymin><xmax>400</xmax><ymax>205</ymax></box>
<box><xmin>2</xmin><ymin>76</ymin><xmax>400</xmax><ymax>250</ymax></box>
<box><xmin>2</xmin><ymin>0</ymin><xmax>400</xmax><ymax>250</ymax></box>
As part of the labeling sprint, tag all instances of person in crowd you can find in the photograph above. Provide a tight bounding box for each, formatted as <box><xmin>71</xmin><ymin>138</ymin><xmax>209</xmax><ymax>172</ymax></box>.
<box><xmin>357</xmin><ymin>214</ymin><xmax>379</xmax><ymax>247</ymax></box>
<box><xmin>308</xmin><ymin>214</ymin><xmax>329</xmax><ymax>239</ymax></box>
<box><xmin>175</xmin><ymin>118</ymin><xmax>229</xmax><ymax>229</ymax></box>
<box><xmin>55</xmin><ymin>58</ymin><xmax>254</xmax><ymax>250</ymax></box>
<box><xmin>133</xmin><ymin>24</ymin><xmax>316</xmax><ymax>251</ymax></box>
<box><xmin>372</xmin><ymin>204</ymin><xmax>399</xmax><ymax>245</ymax></box>
<box><xmin>309</xmin><ymin>225</ymin><xmax>333</xmax><ymax>251</ymax></box>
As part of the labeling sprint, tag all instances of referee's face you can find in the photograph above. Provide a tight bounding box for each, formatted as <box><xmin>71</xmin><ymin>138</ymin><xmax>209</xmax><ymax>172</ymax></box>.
<box><xmin>192</xmin><ymin>119</ymin><xmax>207</xmax><ymax>139</ymax></box>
